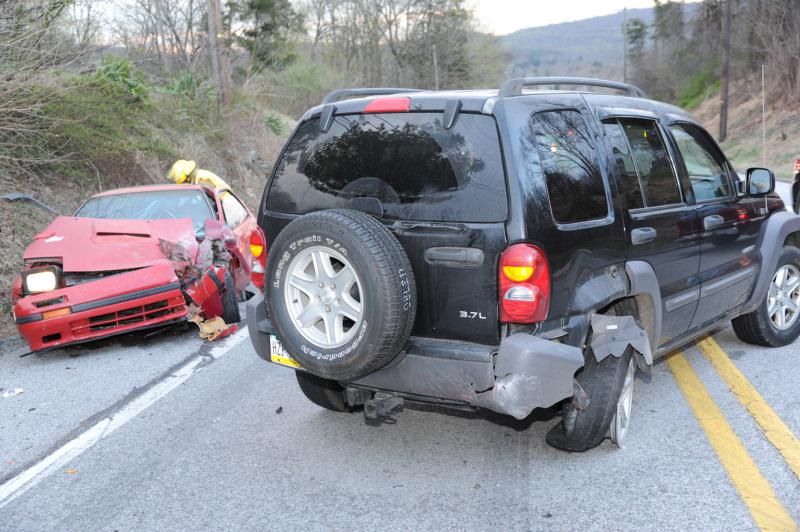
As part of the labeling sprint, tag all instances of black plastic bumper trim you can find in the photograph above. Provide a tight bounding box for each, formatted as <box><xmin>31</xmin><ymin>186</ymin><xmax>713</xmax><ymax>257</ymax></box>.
<box><xmin>71</xmin><ymin>282</ymin><xmax>182</xmax><ymax>313</ymax></box>
<box><xmin>15</xmin><ymin>314</ymin><xmax>43</xmax><ymax>325</ymax></box>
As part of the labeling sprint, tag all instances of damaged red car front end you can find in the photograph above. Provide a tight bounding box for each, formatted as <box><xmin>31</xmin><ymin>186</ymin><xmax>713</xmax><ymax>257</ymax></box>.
<box><xmin>12</xmin><ymin>188</ymin><xmax>251</xmax><ymax>352</ymax></box>
<box><xmin>14</xmin><ymin>261</ymin><xmax>188</xmax><ymax>351</ymax></box>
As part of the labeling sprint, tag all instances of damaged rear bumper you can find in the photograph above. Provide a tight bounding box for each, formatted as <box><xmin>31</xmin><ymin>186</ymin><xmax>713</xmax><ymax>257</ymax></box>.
<box><xmin>14</xmin><ymin>262</ymin><xmax>187</xmax><ymax>352</ymax></box>
<box><xmin>352</xmin><ymin>333</ymin><xmax>584</xmax><ymax>420</ymax></box>
<box><xmin>246</xmin><ymin>292</ymin><xmax>584</xmax><ymax>419</ymax></box>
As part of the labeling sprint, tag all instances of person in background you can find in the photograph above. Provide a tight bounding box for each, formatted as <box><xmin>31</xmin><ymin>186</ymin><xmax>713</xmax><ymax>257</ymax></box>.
<box><xmin>793</xmin><ymin>159</ymin><xmax>800</xmax><ymax>214</ymax></box>
<box><xmin>168</xmin><ymin>159</ymin><xmax>230</xmax><ymax>190</ymax></box>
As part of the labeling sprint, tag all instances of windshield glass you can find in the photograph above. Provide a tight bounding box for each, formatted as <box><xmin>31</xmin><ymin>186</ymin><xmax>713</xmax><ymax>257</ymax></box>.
<box><xmin>75</xmin><ymin>190</ymin><xmax>215</xmax><ymax>231</ymax></box>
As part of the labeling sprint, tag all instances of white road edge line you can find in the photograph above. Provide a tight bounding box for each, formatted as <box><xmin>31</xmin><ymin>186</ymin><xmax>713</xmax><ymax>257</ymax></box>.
<box><xmin>0</xmin><ymin>326</ymin><xmax>249</xmax><ymax>509</ymax></box>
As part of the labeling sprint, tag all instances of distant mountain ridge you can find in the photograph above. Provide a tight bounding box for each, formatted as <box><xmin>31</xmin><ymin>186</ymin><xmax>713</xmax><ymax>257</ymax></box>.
<box><xmin>499</xmin><ymin>7</ymin><xmax>657</xmax><ymax>79</ymax></box>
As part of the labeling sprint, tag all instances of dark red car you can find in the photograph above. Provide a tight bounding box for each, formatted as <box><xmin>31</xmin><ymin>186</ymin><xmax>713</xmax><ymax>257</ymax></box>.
<box><xmin>11</xmin><ymin>184</ymin><xmax>267</xmax><ymax>352</ymax></box>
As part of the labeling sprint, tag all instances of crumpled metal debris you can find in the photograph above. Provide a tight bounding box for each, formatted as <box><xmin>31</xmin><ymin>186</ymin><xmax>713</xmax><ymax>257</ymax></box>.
<box><xmin>590</xmin><ymin>314</ymin><xmax>653</xmax><ymax>369</ymax></box>
<box><xmin>159</xmin><ymin>238</ymin><xmax>193</xmax><ymax>263</ymax></box>
<box><xmin>157</xmin><ymin>218</ymin><xmax>249</xmax><ymax>328</ymax></box>
<box><xmin>186</xmin><ymin>304</ymin><xmax>237</xmax><ymax>341</ymax></box>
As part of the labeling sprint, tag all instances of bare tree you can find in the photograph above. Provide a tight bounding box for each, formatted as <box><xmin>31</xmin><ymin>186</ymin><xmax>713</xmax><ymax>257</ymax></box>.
<box><xmin>207</xmin><ymin>0</ymin><xmax>231</xmax><ymax>106</ymax></box>
<box><xmin>108</xmin><ymin>0</ymin><xmax>206</xmax><ymax>75</ymax></box>
<box><xmin>68</xmin><ymin>0</ymin><xmax>101</xmax><ymax>51</ymax></box>
<box><xmin>303</xmin><ymin>0</ymin><xmax>480</xmax><ymax>89</ymax></box>
<box><xmin>719</xmin><ymin>0</ymin><xmax>731</xmax><ymax>141</ymax></box>
<box><xmin>0</xmin><ymin>0</ymin><xmax>75</xmax><ymax>172</ymax></box>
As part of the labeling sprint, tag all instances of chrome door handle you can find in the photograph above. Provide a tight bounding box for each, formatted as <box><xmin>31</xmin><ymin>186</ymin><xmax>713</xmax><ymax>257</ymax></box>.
<box><xmin>703</xmin><ymin>215</ymin><xmax>725</xmax><ymax>231</ymax></box>
<box><xmin>631</xmin><ymin>227</ymin><xmax>657</xmax><ymax>245</ymax></box>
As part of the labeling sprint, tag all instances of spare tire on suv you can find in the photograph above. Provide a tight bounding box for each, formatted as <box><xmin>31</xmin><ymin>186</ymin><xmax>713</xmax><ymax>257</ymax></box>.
<box><xmin>266</xmin><ymin>209</ymin><xmax>417</xmax><ymax>381</ymax></box>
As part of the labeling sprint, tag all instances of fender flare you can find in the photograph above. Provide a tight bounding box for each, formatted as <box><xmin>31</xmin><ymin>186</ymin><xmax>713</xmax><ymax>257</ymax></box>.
<box><xmin>563</xmin><ymin>262</ymin><xmax>661</xmax><ymax>355</ymax></box>
<box><xmin>742</xmin><ymin>210</ymin><xmax>800</xmax><ymax>314</ymax></box>
<box><xmin>583</xmin><ymin>261</ymin><xmax>661</xmax><ymax>370</ymax></box>
<box><xmin>624</xmin><ymin>261</ymin><xmax>662</xmax><ymax>354</ymax></box>
<box><xmin>563</xmin><ymin>265</ymin><xmax>629</xmax><ymax>350</ymax></box>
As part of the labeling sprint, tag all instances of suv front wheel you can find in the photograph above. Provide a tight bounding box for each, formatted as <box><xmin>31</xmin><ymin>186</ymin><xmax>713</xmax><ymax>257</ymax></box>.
<box><xmin>733</xmin><ymin>245</ymin><xmax>800</xmax><ymax>347</ymax></box>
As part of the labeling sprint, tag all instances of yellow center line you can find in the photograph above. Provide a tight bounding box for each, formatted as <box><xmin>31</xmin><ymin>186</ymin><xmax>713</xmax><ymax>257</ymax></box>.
<box><xmin>666</xmin><ymin>352</ymin><xmax>796</xmax><ymax>531</ymax></box>
<box><xmin>697</xmin><ymin>336</ymin><xmax>800</xmax><ymax>482</ymax></box>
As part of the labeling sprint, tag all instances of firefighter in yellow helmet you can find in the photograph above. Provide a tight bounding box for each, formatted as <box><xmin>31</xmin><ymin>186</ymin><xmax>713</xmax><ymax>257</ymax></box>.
<box><xmin>168</xmin><ymin>160</ymin><xmax>230</xmax><ymax>190</ymax></box>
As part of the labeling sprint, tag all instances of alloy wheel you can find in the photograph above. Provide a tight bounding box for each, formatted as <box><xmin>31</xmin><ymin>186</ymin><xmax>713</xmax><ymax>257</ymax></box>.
<box><xmin>284</xmin><ymin>246</ymin><xmax>364</xmax><ymax>349</ymax></box>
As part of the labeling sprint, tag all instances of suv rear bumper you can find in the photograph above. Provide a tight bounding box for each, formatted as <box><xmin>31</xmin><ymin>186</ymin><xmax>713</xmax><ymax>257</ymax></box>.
<box><xmin>246</xmin><ymin>293</ymin><xmax>584</xmax><ymax>419</ymax></box>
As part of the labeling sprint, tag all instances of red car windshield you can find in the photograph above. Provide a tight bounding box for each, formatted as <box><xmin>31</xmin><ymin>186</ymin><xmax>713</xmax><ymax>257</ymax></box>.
<box><xmin>75</xmin><ymin>189</ymin><xmax>215</xmax><ymax>232</ymax></box>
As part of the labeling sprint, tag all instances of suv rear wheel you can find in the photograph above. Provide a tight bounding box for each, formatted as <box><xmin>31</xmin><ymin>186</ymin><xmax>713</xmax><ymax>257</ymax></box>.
<box><xmin>733</xmin><ymin>245</ymin><xmax>800</xmax><ymax>347</ymax></box>
<box><xmin>546</xmin><ymin>347</ymin><xmax>635</xmax><ymax>452</ymax></box>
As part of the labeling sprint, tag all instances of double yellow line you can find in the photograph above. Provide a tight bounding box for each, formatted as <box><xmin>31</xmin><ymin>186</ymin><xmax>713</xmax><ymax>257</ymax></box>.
<box><xmin>667</xmin><ymin>337</ymin><xmax>800</xmax><ymax>531</ymax></box>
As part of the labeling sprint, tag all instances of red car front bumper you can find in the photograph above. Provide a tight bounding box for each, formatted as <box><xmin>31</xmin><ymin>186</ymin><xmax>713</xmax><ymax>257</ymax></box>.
<box><xmin>14</xmin><ymin>262</ymin><xmax>188</xmax><ymax>352</ymax></box>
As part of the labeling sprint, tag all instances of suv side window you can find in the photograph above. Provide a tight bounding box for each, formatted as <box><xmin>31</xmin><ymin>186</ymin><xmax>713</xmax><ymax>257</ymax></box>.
<box><xmin>532</xmin><ymin>110</ymin><xmax>608</xmax><ymax>224</ymax></box>
<box><xmin>220</xmin><ymin>191</ymin><xmax>249</xmax><ymax>227</ymax></box>
<box><xmin>669</xmin><ymin>123</ymin><xmax>732</xmax><ymax>202</ymax></box>
<box><xmin>603</xmin><ymin>120</ymin><xmax>644</xmax><ymax>209</ymax></box>
<box><xmin>618</xmin><ymin>118</ymin><xmax>682</xmax><ymax>207</ymax></box>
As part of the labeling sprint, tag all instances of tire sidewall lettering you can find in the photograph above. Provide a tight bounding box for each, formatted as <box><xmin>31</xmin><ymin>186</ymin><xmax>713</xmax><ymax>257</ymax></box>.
<box><xmin>299</xmin><ymin>320</ymin><xmax>369</xmax><ymax>361</ymax></box>
<box><xmin>271</xmin><ymin>230</ymin><xmax>369</xmax><ymax>363</ymax></box>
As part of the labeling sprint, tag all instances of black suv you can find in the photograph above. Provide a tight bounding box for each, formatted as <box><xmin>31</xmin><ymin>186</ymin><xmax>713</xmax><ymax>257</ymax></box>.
<box><xmin>246</xmin><ymin>77</ymin><xmax>800</xmax><ymax>451</ymax></box>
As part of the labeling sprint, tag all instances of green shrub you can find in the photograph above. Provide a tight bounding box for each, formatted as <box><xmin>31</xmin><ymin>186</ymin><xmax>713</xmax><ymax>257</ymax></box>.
<box><xmin>95</xmin><ymin>55</ymin><xmax>149</xmax><ymax>103</ymax></box>
<box><xmin>40</xmin><ymin>74</ymin><xmax>174</xmax><ymax>187</ymax></box>
<box><xmin>165</xmin><ymin>70</ymin><xmax>208</xmax><ymax>99</ymax></box>
<box><xmin>264</xmin><ymin>112</ymin><xmax>285</xmax><ymax>135</ymax></box>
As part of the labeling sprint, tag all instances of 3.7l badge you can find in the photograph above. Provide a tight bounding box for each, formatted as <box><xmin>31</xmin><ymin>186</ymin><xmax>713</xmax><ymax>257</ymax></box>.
<box><xmin>459</xmin><ymin>310</ymin><xmax>487</xmax><ymax>320</ymax></box>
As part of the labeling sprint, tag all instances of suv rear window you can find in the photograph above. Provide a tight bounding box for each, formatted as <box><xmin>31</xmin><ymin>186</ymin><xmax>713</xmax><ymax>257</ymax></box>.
<box><xmin>266</xmin><ymin>113</ymin><xmax>508</xmax><ymax>223</ymax></box>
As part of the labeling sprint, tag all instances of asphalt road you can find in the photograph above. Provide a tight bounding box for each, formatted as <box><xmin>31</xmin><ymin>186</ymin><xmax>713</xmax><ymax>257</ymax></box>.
<box><xmin>2</xmin><ymin>300</ymin><xmax>799</xmax><ymax>530</ymax></box>
<box><xmin>0</xmin><ymin>184</ymin><xmax>798</xmax><ymax>530</ymax></box>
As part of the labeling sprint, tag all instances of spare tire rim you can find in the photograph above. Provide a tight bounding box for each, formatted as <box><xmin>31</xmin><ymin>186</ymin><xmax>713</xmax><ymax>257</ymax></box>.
<box><xmin>768</xmin><ymin>264</ymin><xmax>800</xmax><ymax>331</ymax></box>
<box><xmin>284</xmin><ymin>246</ymin><xmax>365</xmax><ymax>349</ymax></box>
<box><xmin>609</xmin><ymin>357</ymin><xmax>635</xmax><ymax>447</ymax></box>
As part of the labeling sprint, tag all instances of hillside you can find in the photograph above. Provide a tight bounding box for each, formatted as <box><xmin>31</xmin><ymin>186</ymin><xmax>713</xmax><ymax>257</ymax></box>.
<box><xmin>0</xmin><ymin>64</ymin><xmax>291</xmax><ymax>340</ymax></box>
<box><xmin>499</xmin><ymin>4</ymin><xmax>706</xmax><ymax>79</ymax></box>
<box><xmin>692</xmin><ymin>80</ymin><xmax>800</xmax><ymax>180</ymax></box>
<box><xmin>499</xmin><ymin>8</ymin><xmax>655</xmax><ymax>78</ymax></box>
<box><xmin>500</xmin><ymin>6</ymin><xmax>797</xmax><ymax>178</ymax></box>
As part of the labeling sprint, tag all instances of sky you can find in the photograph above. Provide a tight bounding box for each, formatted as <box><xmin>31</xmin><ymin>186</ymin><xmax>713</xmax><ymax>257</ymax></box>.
<box><xmin>472</xmin><ymin>0</ymin><xmax>661</xmax><ymax>35</ymax></box>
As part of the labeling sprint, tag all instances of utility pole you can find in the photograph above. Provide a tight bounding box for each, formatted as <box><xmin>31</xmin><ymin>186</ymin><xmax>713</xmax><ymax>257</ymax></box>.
<box><xmin>719</xmin><ymin>0</ymin><xmax>732</xmax><ymax>141</ymax></box>
<box><xmin>762</xmin><ymin>64</ymin><xmax>767</xmax><ymax>166</ymax></box>
<box><xmin>207</xmin><ymin>0</ymin><xmax>232</xmax><ymax>108</ymax></box>
<box><xmin>622</xmin><ymin>8</ymin><xmax>628</xmax><ymax>83</ymax></box>
<box><xmin>432</xmin><ymin>44</ymin><xmax>440</xmax><ymax>91</ymax></box>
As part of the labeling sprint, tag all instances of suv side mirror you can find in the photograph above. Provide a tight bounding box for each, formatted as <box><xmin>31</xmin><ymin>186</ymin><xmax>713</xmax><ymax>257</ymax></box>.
<box><xmin>746</xmin><ymin>167</ymin><xmax>775</xmax><ymax>196</ymax></box>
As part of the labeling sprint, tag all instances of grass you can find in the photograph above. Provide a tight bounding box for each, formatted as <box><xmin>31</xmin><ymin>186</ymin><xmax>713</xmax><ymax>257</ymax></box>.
<box><xmin>0</xmin><ymin>201</ymin><xmax>54</xmax><ymax>339</ymax></box>
<box><xmin>678</xmin><ymin>70</ymin><xmax>721</xmax><ymax>110</ymax></box>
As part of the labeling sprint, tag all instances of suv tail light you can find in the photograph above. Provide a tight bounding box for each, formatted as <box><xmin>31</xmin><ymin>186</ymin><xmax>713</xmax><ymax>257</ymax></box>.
<box><xmin>499</xmin><ymin>244</ymin><xmax>550</xmax><ymax>323</ymax></box>
<box><xmin>249</xmin><ymin>228</ymin><xmax>267</xmax><ymax>290</ymax></box>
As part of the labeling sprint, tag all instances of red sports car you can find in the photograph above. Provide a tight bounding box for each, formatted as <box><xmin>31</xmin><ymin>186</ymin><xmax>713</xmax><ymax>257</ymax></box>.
<box><xmin>11</xmin><ymin>184</ymin><xmax>267</xmax><ymax>352</ymax></box>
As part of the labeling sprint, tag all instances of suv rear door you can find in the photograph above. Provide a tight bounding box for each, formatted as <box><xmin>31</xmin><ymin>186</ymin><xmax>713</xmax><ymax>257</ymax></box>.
<box><xmin>262</xmin><ymin>110</ymin><xmax>508</xmax><ymax>346</ymax></box>
<box><xmin>602</xmin><ymin>117</ymin><xmax>702</xmax><ymax>345</ymax></box>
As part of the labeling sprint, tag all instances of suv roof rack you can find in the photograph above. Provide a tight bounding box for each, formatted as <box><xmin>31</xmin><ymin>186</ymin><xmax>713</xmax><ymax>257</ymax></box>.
<box><xmin>498</xmin><ymin>77</ymin><xmax>648</xmax><ymax>99</ymax></box>
<box><xmin>321</xmin><ymin>87</ymin><xmax>427</xmax><ymax>105</ymax></box>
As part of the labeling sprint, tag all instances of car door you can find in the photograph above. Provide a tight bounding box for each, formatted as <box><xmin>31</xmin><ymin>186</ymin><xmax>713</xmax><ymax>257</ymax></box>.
<box><xmin>666</xmin><ymin>122</ymin><xmax>761</xmax><ymax>329</ymax></box>
<box><xmin>219</xmin><ymin>190</ymin><xmax>257</xmax><ymax>291</ymax></box>
<box><xmin>602</xmin><ymin>117</ymin><xmax>702</xmax><ymax>346</ymax></box>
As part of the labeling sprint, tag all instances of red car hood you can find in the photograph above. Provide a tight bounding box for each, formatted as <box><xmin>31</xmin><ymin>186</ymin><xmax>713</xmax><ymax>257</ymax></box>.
<box><xmin>23</xmin><ymin>216</ymin><xmax>199</xmax><ymax>272</ymax></box>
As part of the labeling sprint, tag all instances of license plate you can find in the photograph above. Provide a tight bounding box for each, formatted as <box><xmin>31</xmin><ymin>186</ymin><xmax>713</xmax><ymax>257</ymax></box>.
<box><xmin>270</xmin><ymin>335</ymin><xmax>301</xmax><ymax>369</ymax></box>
